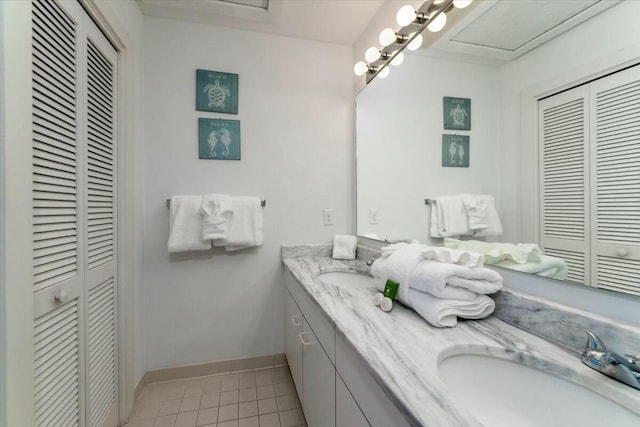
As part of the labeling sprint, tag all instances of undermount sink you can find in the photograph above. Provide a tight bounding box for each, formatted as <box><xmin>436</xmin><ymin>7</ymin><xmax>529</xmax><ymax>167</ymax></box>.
<box><xmin>438</xmin><ymin>354</ymin><xmax>640</xmax><ymax>427</ymax></box>
<box><xmin>316</xmin><ymin>271</ymin><xmax>374</xmax><ymax>289</ymax></box>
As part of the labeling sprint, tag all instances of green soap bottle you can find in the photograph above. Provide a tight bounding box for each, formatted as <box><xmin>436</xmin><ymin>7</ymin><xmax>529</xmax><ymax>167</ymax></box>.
<box><xmin>383</xmin><ymin>279</ymin><xmax>399</xmax><ymax>301</ymax></box>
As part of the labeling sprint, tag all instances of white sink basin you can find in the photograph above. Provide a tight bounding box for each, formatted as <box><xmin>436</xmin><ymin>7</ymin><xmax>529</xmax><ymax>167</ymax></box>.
<box><xmin>316</xmin><ymin>271</ymin><xmax>374</xmax><ymax>289</ymax></box>
<box><xmin>439</xmin><ymin>354</ymin><xmax>640</xmax><ymax>427</ymax></box>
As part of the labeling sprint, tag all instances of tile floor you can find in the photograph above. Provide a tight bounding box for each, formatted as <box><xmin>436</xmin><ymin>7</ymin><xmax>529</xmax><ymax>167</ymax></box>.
<box><xmin>127</xmin><ymin>366</ymin><xmax>306</xmax><ymax>427</ymax></box>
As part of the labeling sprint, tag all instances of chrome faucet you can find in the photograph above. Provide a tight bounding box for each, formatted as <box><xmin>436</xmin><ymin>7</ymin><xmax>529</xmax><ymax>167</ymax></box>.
<box><xmin>562</xmin><ymin>318</ymin><xmax>640</xmax><ymax>390</ymax></box>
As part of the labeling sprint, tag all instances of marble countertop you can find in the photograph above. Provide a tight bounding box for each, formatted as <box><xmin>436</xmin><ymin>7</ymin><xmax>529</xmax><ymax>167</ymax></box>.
<box><xmin>282</xmin><ymin>254</ymin><xmax>640</xmax><ymax>427</ymax></box>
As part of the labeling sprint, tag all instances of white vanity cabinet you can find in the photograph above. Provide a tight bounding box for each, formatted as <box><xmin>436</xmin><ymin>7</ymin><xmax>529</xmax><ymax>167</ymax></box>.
<box><xmin>285</xmin><ymin>266</ymin><xmax>408</xmax><ymax>427</ymax></box>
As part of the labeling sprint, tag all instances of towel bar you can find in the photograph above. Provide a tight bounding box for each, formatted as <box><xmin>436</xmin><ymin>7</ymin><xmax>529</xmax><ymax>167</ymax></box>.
<box><xmin>166</xmin><ymin>198</ymin><xmax>266</xmax><ymax>208</ymax></box>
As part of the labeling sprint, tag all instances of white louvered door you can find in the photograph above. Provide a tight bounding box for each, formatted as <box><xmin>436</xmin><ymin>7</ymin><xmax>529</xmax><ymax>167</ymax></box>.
<box><xmin>589</xmin><ymin>66</ymin><xmax>640</xmax><ymax>296</ymax></box>
<box><xmin>539</xmin><ymin>86</ymin><xmax>590</xmax><ymax>284</ymax></box>
<box><xmin>32</xmin><ymin>1</ymin><xmax>118</xmax><ymax>426</ymax></box>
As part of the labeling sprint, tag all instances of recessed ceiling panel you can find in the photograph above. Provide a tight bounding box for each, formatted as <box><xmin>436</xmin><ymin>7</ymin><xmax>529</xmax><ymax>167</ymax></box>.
<box><xmin>452</xmin><ymin>0</ymin><xmax>600</xmax><ymax>51</ymax></box>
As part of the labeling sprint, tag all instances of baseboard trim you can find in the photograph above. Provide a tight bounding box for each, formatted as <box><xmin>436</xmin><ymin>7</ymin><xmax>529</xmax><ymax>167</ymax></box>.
<box><xmin>139</xmin><ymin>353</ymin><xmax>288</xmax><ymax>387</ymax></box>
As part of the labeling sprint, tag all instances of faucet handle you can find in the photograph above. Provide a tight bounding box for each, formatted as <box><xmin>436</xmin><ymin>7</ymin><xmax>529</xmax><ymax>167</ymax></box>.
<box><xmin>560</xmin><ymin>318</ymin><xmax>608</xmax><ymax>353</ymax></box>
<box><xmin>625</xmin><ymin>354</ymin><xmax>639</xmax><ymax>365</ymax></box>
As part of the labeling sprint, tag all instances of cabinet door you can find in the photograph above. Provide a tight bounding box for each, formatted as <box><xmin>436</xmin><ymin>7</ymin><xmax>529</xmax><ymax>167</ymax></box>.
<box><xmin>301</xmin><ymin>318</ymin><xmax>335</xmax><ymax>427</ymax></box>
<box><xmin>285</xmin><ymin>290</ymin><xmax>303</xmax><ymax>403</ymax></box>
<box><xmin>336</xmin><ymin>374</ymin><xmax>370</xmax><ymax>427</ymax></box>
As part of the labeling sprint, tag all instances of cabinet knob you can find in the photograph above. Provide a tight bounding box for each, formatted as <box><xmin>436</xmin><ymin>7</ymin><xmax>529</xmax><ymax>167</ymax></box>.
<box><xmin>616</xmin><ymin>248</ymin><xmax>629</xmax><ymax>257</ymax></box>
<box><xmin>54</xmin><ymin>290</ymin><xmax>69</xmax><ymax>303</ymax></box>
<box><xmin>299</xmin><ymin>332</ymin><xmax>312</xmax><ymax>346</ymax></box>
<box><xmin>290</xmin><ymin>316</ymin><xmax>302</xmax><ymax>327</ymax></box>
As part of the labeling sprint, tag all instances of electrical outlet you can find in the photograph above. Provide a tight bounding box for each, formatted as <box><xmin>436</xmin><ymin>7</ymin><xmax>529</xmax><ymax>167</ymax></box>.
<box><xmin>369</xmin><ymin>208</ymin><xmax>378</xmax><ymax>224</ymax></box>
<box><xmin>323</xmin><ymin>209</ymin><xmax>334</xmax><ymax>226</ymax></box>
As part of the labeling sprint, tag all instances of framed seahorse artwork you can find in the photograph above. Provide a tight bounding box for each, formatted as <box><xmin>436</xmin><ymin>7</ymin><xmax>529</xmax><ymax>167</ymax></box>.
<box><xmin>198</xmin><ymin>118</ymin><xmax>241</xmax><ymax>160</ymax></box>
<box><xmin>442</xmin><ymin>134</ymin><xmax>469</xmax><ymax>167</ymax></box>
<box><xmin>196</xmin><ymin>69</ymin><xmax>239</xmax><ymax>114</ymax></box>
<box><xmin>443</xmin><ymin>97</ymin><xmax>471</xmax><ymax>130</ymax></box>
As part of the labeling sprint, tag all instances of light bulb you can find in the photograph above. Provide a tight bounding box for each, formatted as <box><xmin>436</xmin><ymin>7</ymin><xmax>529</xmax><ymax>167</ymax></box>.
<box><xmin>390</xmin><ymin>52</ymin><xmax>404</xmax><ymax>67</ymax></box>
<box><xmin>353</xmin><ymin>61</ymin><xmax>368</xmax><ymax>76</ymax></box>
<box><xmin>378</xmin><ymin>66</ymin><xmax>390</xmax><ymax>79</ymax></box>
<box><xmin>396</xmin><ymin>5</ymin><xmax>416</xmax><ymax>26</ymax></box>
<box><xmin>427</xmin><ymin>12</ymin><xmax>447</xmax><ymax>32</ymax></box>
<box><xmin>453</xmin><ymin>0</ymin><xmax>473</xmax><ymax>8</ymax></box>
<box><xmin>365</xmin><ymin>46</ymin><xmax>381</xmax><ymax>63</ymax></box>
<box><xmin>407</xmin><ymin>34</ymin><xmax>423</xmax><ymax>51</ymax></box>
<box><xmin>379</xmin><ymin>28</ymin><xmax>397</xmax><ymax>47</ymax></box>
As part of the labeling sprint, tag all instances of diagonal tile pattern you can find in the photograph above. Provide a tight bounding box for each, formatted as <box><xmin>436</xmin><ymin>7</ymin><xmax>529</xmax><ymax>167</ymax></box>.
<box><xmin>127</xmin><ymin>367</ymin><xmax>306</xmax><ymax>427</ymax></box>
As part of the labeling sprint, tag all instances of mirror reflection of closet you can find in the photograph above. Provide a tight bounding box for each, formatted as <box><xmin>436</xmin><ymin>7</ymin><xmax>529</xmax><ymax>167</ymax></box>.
<box><xmin>356</xmin><ymin>0</ymin><xmax>640</xmax><ymax>297</ymax></box>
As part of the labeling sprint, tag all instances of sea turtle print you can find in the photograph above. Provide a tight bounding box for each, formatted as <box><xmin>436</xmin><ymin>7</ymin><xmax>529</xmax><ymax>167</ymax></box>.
<box><xmin>203</xmin><ymin>79</ymin><xmax>231</xmax><ymax>109</ymax></box>
<box><xmin>450</xmin><ymin>104</ymin><xmax>468</xmax><ymax>127</ymax></box>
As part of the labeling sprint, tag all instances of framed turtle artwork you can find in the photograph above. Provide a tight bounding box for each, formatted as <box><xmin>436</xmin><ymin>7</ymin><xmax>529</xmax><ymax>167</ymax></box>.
<box><xmin>196</xmin><ymin>69</ymin><xmax>239</xmax><ymax>114</ymax></box>
<box><xmin>198</xmin><ymin>118</ymin><xmax>241</xmax><ymax>160</ymax></box>
<box><xmin>443</xmin><ymin>97</ymin><xmax>471</xmax><ymax>130</ymax></box>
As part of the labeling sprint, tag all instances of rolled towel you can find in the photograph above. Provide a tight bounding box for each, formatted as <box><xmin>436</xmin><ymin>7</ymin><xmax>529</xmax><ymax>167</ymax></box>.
<box><xmin>371</xmin><ymin>243</ymin><xmax>426</xmax><ymax>305</ymax></box>
<box><xmin>201</xmin><ymin>193</ymin><xmax>233</xmax><ymax>241</ymax></box>
<box><xmin>408</xmin><ymin>260</ymin><xmax>503</xmax><ymax>299</ymax></box>
<box><xmin>332</xmin><ymin>235</ymin><xmax>357</xmax><ymax>260</ymax></box>
<box><xmin>409</xmin><ymin>289</ymin><xmax>496</xmax><ymax>328</ymax></box>
<box><xmin>421</xmin><ymin>246</ymin><xmax>484</xmax><ymax>268</ymax></box>
<box><xmin>168</xmin><ymin>196</ymin><xmax>211</xmax><ymax>253</ymax></box>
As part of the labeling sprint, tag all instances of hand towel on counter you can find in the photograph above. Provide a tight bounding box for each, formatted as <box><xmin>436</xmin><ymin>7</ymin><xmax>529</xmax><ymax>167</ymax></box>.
<box><xmin>332</xmin><ymin>235</ymin><xmax>357</xmax><ymax>260</ymax></box>
<box><xmin>408</xmin><ymin>260</ymin><xmax>503</xmax><ymax>301</ymax></box>
<box><xmin>421</xmin><ymin>246</ymin><xmax>484</xmax><ymax>268</ymax></box>
<box><xmin>201</xmin><ymin>193</ymin><xmax>233</xmax><ymax>241</ymax></box>
<box><xmin>223</xmin><ymin>196</ymin><xmax>263</xmax><ymax>251</ymax></box>
<box><xmin>168</xmin><ymin>196</ymin><xmax>211</xmax><ymax>253</ymax></box>
<box><xmin>493</xmin><ymin>255</ymin><xmax>568</xmax><ymax>280</ymax></box>
<box><xmin>409</xmin><ymin>289</ymin><xmax>496</xmax><ymax>328</ymax></box>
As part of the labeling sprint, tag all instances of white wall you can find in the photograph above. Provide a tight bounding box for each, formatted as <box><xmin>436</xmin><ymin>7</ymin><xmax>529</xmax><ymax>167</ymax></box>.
<box><xmin>497</xmin><ymin>0</ymin><xmax>640</xmax><ymax>243</ymax></box>
<box><xmin>357</xmin><ymin>53</ymin><xmax>499</xmax><ymax>242</ymax></box>
<box><xmin>143</xmin><ymin>17</ymin><xmax>353</xmax><ymax>370</ymax></box>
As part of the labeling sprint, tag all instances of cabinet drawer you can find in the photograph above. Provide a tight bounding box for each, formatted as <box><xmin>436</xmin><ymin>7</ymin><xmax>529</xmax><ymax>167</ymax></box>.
<box><xmin>285</xmin><ymin>268</ymin><xmax>335</xmax><ymax>364</ymax></box>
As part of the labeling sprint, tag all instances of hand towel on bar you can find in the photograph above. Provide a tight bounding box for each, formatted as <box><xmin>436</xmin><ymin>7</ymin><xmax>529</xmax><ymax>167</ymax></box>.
<box><xmin>408</xmin><ymin>289</ymin><xmax>496</xmax><ymax>328</ymax></box>
<box><xmin>201</xmin><ymin>193</ymin><xmax>233</xmax><ymax>241</ymax></box>
<box><xmin>421</xmin><ymin>246</ymin><xmax>484</xmax><ymax>268</ymax></box>
<box><xmin>168</xmin><ymin>196</ymin><xmax>211</xmax><ymax>253</ymax></box>
<box><xmin>462</xmin><ymin>195</ymin><xmax>488</xmax><ymax>230</ymax></box>
<box><xmin>332</xmin><ymin>235</ymin><xmax>357</xmax><ymax>260</ymax></box>
<box><xmin>467</xmin><ymin>195</ymin><xmax>503</xmax><ymax>237</ymax></box>
<box><xmin>408</xmin><ymin>259</ymin><xmax>503</xmax><ymax>300</ymax></box>
<box><xmin>371</xmin><ymin>243</ymin><xmax>428</xmax><ymax>305</ymax></box>
<box><xmin>223</xmin><ymin>196</ymin><xmax>263</xmax><ymax>251</ymax></box>
<box><xmin>431</xmin><ymin>196</ymin><xmax>472</xmax><ymax>238</ymax></box>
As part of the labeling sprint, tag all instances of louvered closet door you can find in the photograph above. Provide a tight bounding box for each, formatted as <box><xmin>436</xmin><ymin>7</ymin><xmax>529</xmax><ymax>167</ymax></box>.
<box><xmin>538</xmin><ymin>86</ymin><xmax>590</xmax><ymax>284</ymax></box>
<box><xmin>83</xmin><ymin>22</ymin><xmax>118</xmax><ymax>427</ymax></box>
<box><xmin>32</xmin><ymin>1</ymin><xmax>85</xmax><ymax>426</ymax></box>
<box><xmin>589</xmin><ymin>65</ymin><xmax>640</xmax><ymax>296</ymax></box>
<box><xmin>32</xmin><ymin>1</ymin><xmax>119</xmax><ymax>426</ymax></box>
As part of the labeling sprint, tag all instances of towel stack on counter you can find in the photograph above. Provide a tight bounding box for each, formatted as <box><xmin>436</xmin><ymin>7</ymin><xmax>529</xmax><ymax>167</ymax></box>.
<box><xmin>167</xmin><ymin>194</ymin><xmax>263</xmax><ymax>253</ymax></box>
<box><xmin>371</xmin><ymin>243</ymin><xmax>503</xmax><ymax>327</ymax></box>
<box><xmin>430</xmin><ymin>194</ymin><xmax>503</xmax><ymax>238</ymax></box>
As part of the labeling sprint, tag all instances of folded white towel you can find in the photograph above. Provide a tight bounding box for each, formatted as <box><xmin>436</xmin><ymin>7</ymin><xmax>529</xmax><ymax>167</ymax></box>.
<box><xmin>462</xmin><ymin>195</ymin><xmax>488</xmax><ymax>230</ymax></box>
<box><xmin>409</xmin><ymin>289</ymin><xmax>496</xmax><ymax>327</ymax></box>
<box><xmin>421</xmin><ymin>246</ymin><xmax>484</xmax><ymax>268</ymax></box>
<box><xmin>332</xmin><ymin>235</ymin><xmax>357</xmax><ymax>260</ymax></box>
<box><xmin>201</xmin><ymin>193</ymin><xmax>233</xmax><ymax>241</ymax></box>
<box><xmin>444</xmin><ymin>238</ymin><xmax>542</xmax><ymax>264</ymax></box>
<box><xmin>371</xmin><ymin>243</ymin><xmax>425</xmax><ymax>305</ymax></box>
<box><xmin>168</xmin><ymin>196</ymin><xmax>211</xmax><ymax>253</ymax></box>
<box><xmin>408</xmin><ymin>259</ymin><xmax>502</xmax><ymax>301</ymax></box>
<box><xmin>223</xmin><ymin>196</ymin><xmax>263</xmax><ymax>251</ymax></box>
<box><xmin>494</xmin><ymin>255</ymin><xmax>568</xmax><ymax>280</ymax></box>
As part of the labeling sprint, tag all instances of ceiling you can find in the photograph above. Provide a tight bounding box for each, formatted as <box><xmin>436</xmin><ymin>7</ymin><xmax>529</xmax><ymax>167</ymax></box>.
<box><xmin>136</xmin><ymin>0</ymin><xmax>385</xmax><ymax>45</ymax></box>
<box><xmin>419</xmin><ymin>0</ymin><xmax>621</xmax><ymax>66</ymax></box>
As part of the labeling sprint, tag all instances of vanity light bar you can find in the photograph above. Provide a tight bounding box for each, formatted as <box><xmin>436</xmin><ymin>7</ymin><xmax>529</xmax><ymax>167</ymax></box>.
<box><xmin>356</xmin><ymin>0</ymin><xmax>461</xmax><ymax>83</ymax></box>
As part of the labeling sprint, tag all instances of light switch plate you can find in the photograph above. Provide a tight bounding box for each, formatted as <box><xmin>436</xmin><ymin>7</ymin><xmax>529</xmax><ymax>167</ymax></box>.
<box><xmin>323</xmin><ymin>209</ymin><xmax>334</xmax><ymax>226</ymax></box>
<box><xmin>369</xmin><ymin>208</ymin><xmax>378</xmax><ymax>224</ymax></box>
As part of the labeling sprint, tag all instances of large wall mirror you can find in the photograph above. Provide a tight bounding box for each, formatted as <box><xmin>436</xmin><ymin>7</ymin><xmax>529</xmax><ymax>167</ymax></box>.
<box><xmin>356</xmin><ymin>0</ymin><xmax>640</xmax><ymax>297</ymax></box>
